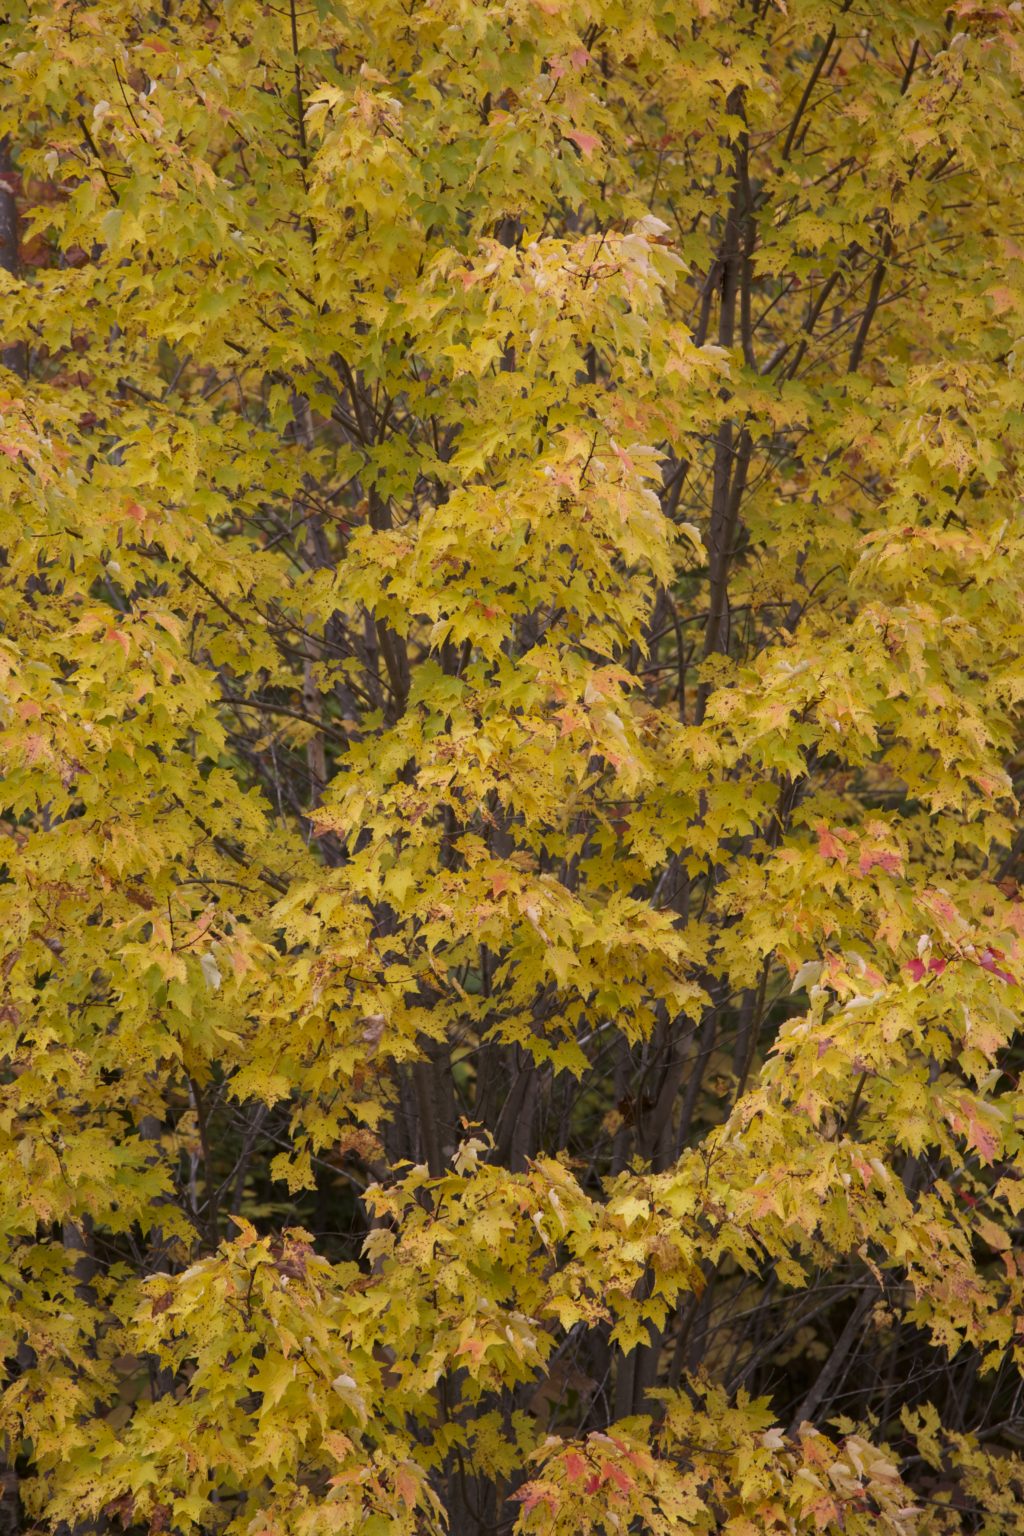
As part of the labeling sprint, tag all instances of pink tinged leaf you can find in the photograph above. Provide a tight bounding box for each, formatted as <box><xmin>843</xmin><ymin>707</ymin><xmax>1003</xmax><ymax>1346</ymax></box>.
<box><xmin>394</xmin><ymin>1467</ymin><xmax>419</xmax><ymax>1509</ymax></box>
<box><xmin>602</xmin><ymin>1463</ymin><xmax>632</xmax><ymax>1493</ymax></box>
<box><xmin>563</xmin><ymin>1453</ymin><xmax>587</xmax><ymax>1482</ymax></box>
<box><xmin>516</xmin><ymin>1484</ymin><xmax>557</xmax><ymax>1515</ymax></box>
<box><xmin>852</xmin><ymin>1156</ymin><xmax>873</xmax><ymax>1188</ymax></box>
<box><xmin>905</xmin><ymin>958</ymin><xmax>926</xmax><ymax>982</ymax></box>
<box><xmin>923</xmin><ymin>890</ymin><xmax>959</xmax><ymax>925</ymax></box>
<box><xmin>959</xmin><ymin>1101</ymin><xmax>1000</xmax><ymax>1164</ymax></box>
<box><xmin>565</xmin><ymin>128</ymin><xmax>601</xmax><ymax>159</ymax></box>
<box><xmin>858</xmin><ymin>848</ymin><xmax>902</xmax><ymax>877</ymax></box>
<box><xmin>816</xmin><ymin>824</ymin><xmax>847</xmax><ymax>864</ymax></box>
<box><xmin>978</xmin><ymin>948</ymin><xmax>1015</xmax><ymax>984</ymax></box>
<box><xmin>105</xmin><ymin>628</ymin><xmax>131</xmax><ymax>657</ymax></box>
<box><xmin>812</xmin><ymin>1497</ymin><xmax>840</xmax><ymax>1530</ymax></box>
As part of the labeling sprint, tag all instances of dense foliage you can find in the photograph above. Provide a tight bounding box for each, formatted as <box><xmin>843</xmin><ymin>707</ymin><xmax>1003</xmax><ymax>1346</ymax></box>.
<box><xmin>3</xmin><ymin>0</ymin><xmax>1024</xmax><ymax>1531</ymax></box>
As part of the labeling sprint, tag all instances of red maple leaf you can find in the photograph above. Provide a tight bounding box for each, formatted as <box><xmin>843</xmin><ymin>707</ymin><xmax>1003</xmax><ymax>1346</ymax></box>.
<box><xmin>978</xmin><ymin>948</ymin><xmax>1015</xmax><ymax>984</ymax></box>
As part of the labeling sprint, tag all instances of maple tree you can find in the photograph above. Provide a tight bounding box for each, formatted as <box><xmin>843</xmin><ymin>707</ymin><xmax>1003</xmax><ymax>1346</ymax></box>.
<box><xmin>2</xmin><ymin>0</ymin><xmax>1024</xmax><ymax>1531</ymax></box>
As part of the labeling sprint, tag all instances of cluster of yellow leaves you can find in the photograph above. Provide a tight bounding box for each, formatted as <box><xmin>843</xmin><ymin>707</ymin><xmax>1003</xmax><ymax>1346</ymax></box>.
<box><xmin>2</xmin><ymin>0</ymin><xmax>1024</xmax><ymax>1531</ymax></box>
